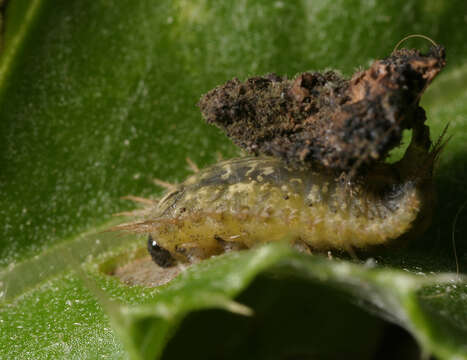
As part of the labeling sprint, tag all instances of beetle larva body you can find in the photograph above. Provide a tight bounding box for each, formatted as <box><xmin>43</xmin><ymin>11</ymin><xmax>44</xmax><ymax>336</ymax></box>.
<box><xmin>116</xmin><ymin>120</ymin><xmax>441</xmax><ymax>267</ymax></box>
<box><xmin>148</xmin><ymin>157</ymin><xmax>423</xmax><ymax>261</ymax></box>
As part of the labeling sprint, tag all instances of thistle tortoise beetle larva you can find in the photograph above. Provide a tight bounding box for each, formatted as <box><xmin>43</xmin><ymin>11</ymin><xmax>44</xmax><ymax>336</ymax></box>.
<box><xmin>115</xmin><ymin>41</ymin><xmax>446</xmax><ymax>268</ymax></box>
<box><xmin>119</xmin><ymin>123</ymin><xmax>444</xmax><ymax>267</ymax></box>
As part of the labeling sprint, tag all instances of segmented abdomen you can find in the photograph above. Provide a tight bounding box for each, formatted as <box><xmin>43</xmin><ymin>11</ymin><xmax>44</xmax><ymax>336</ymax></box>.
<box><xmin>148</xmin><ymin>157</ymin><xmax>421</xmax><ymax>262</ymax></box>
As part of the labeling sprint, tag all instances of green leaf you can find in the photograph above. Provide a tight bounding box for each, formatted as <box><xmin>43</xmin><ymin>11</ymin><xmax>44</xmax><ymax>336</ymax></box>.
<box><xmin>103</xmin><ymin>244</ymin><xmax>467</xmax><ymax>360</ymax></box>
<box><xmin>1</xmin><ymin>1</ymin><xmax>467</xmax><ymax>359</ymax></box>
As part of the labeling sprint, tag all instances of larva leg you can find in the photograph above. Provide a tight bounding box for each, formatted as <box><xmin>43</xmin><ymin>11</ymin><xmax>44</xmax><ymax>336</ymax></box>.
<box><xmin>344</xmin><ymin>245</ymin><xmax>359</xmax><ymax>260</ymax></box>
<box><xmin>147</xmin><ymin>235</ymin><xmax>177</xmax><ymax>268</ymax></box>
<box><xmin>174</xmin><ymin>244</ymin><xmax>205</xmax><ymax>264</ymax></box>
<box><xmin>291</xmin><ymin>238</ymin><xmax>313</xmax><ymax>254</ymax></box>
<box><xmin>214</xmin><ymin>235</ymin><xmax>248</xmax><ymax>252</ymax></box>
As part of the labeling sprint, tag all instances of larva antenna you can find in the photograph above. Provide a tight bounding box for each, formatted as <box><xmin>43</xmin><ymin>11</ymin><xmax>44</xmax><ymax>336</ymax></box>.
<box><xmin>392</xmin><ymin>34</ymin><xmax>438</xmax><ymax>54</ymax></box>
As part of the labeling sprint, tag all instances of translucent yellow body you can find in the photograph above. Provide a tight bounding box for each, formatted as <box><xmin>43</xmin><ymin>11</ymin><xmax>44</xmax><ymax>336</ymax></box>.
<box><xmin>136</xmin><ymin>156</ymin><xmax>429</xmax><ymax>263</ymax></box>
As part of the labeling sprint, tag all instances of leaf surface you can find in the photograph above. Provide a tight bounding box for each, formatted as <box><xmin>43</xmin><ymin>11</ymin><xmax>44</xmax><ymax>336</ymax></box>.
<box><xmin>1</xmin><ymin>1</ymin><xmax>467</xmax><ymax>359</ymax></box>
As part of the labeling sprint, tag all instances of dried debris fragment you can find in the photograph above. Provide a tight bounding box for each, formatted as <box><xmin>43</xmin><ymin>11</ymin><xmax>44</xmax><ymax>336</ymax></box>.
<box><xmin>198</xmin><ymin>46</ymin><xmax>446</xmax><ymax>173</ymax></box>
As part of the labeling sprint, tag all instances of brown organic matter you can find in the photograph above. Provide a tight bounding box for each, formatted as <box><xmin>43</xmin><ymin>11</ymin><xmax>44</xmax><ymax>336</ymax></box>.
<box><xmin>198</xmin><ymin>46</ymin><xmax>446</xmax><ymax>173</ymax></box>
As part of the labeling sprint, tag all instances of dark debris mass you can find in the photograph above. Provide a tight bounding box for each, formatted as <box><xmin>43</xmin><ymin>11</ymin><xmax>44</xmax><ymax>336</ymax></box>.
<box><xmin>198</xmin><ymin>46</ymin><xmax>446</xmax><ymax>173</ymax></box>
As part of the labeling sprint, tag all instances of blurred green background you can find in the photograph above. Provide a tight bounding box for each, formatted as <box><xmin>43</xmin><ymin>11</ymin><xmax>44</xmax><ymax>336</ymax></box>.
<box><xmin>0</xmin><ymin>1</ymin><xmax>466</xmax><ymax>359</ymax></box>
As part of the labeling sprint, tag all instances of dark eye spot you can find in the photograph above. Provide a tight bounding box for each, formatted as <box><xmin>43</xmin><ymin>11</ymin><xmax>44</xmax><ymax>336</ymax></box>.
<box><xmin>147</xmin><ymin>235</ymin><xmax>176</xmax><ymax>268</ymax></box>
